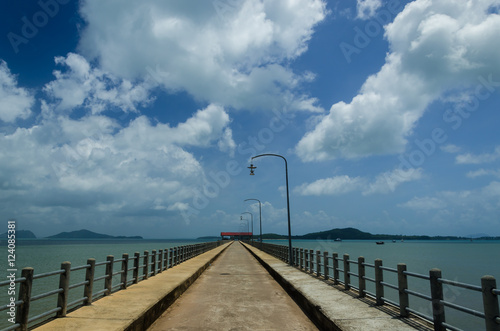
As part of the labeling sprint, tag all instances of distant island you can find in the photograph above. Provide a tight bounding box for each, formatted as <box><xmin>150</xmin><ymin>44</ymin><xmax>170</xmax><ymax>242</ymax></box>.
<box><xmin>0</xmin><ymin>230</ymin><xmax>37</xmax><ymax>239</ymax></box>
<box><xmin>219</xmin><ymin>227</ymin><xmax>500</xmax><ymax>241</ymax></box>
<box><xmin>47</xmin><ymin>229</ymin><xmax>142</xmax><ymax>240</ymax></box>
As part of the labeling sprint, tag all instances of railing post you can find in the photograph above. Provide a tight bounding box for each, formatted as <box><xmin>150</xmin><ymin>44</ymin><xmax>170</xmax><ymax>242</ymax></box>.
<box><xmin>151</xmin><ymin>250</ymin><xmax>157</xmax><ymax>276</ymax></box>
<box><xmin>16</xmin><ymin>267</ymin><xmax>34</xmax><ymax>330</ymax></box>
<box><xmin>173</xmin><ymin>247</ymin><xmax>177</xmax><ymax>265</ymax></box>
<box><xmin>430</xmin><ymin>268</ymin><xmax>446</xmax><ymax>331</ymax></box>
<box><xmin>304</xmin><ymin>249</ymin><xmax>308</xmax><ymax>272</ymax></box>
<box><xmin>332</xmin><ymin>253</ymin><xmax>339</xmax><ymax>284</ymax></box>
<box><xmin>397</xmin><ymin>263</ymin><xmax>409</xmax><ymax>317</ymax></box>
<box><xmin>133</xmin><ymin>252</ymin><xmax>140</xmax><ymax>284</ymax></box>
<box><xmin>121</xmin><ymin>254</ymin><xmax>128</xmax><ymax>290</ymax></box>
<box><xmin>323</xmin><ymin>252</ymin><xmax>329</xmax><ymax>280</ymax></box>
<box><xmin>358</xmin><ymin>257</ymin><xmax>365</xmax><ymax>298</ymax></box>
<box><xmin>309</xmin><ymin>250</ymin><xmax>314</xmax><ymax>274</ymax></box>
<box><xmin>143</xmin><ymin>251</ymin><xmax>149</xmax><ymax>280</ymax></box>
<box><xmin>158</xmin><ymin>249</ymin><xmax>163</xmax><ymax>273</ymax></box>
<box><xmin>316</xmin><ymin>250</ymin><xmax>321</xmax><ymax>277</ymax></box>
<box><xmin>343</xmin><ymin>254</ymin><xmax>350</xmax><ymax>290</ymax></box>
<box><xmin>57</xmin><ymin>262</ymin><xmax>71</xmax><ymax>317</ymax></box>
<box><xmin>164</xmin><ymin>248</ymin><xmax>169</xmax><ymax>270</ymax></box>
<box><xmin>105</xmin><ymin>255</ymin><xmax>114</xmax><ymax>295</ymax></box>
<box><xmin>300</xmin><ymin>248</ymin><xmax>304</xmax><ymax>269</ymax></box>
<box><xmin>481</xmin><ymin>275</ymin><xmax>500</xmax><ymax>331</ymax></box>
<box><xmin>169</xmin><ymin>248</ymin><xmax>173</xmax><ymax>268</ymax></box>
<box><xmin>84</xmin><ymin>258</ymin><xmax>95</xmax><ymax>305</ymax></box>
<box><xmin>375</xmin><ymin>259</ymin><xmax>384</xmax><ymax>305</ymax></box>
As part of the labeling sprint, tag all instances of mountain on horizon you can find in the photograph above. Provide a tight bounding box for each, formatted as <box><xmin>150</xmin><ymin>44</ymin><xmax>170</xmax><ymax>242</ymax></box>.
<box><xmin>47</xmin><ymin>229</ymin><xmax>142</xmax><ymax>239</ymax></box>
<box><xmin>0</xmin><ymin>230</ymin><xmax>36</xmax><ymax>239</ymax></box>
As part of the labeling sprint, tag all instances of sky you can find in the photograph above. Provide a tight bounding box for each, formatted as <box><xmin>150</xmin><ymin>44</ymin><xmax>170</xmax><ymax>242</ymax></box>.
<box><xmin>1</xmin><ymin>0</ymin><xmax>500</xmax><ymax>239</ymax></box>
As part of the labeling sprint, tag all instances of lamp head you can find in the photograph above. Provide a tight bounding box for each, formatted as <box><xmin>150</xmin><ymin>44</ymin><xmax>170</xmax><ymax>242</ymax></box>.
<box><xmin>248</xmin><ymin>163</ymin><xmax>256</xmax><ymax>175</ymax></box>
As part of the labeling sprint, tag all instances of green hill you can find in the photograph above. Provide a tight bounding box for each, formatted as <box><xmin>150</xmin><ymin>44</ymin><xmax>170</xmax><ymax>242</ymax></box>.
<box><xmin>0</xmin><ymin>230</ymin><xmax>36</xmax><ymax>239</ymax></box>
<box><xmin>47</xmin><ymin>229</ymin><xmax>142</xmax><ymax>239</ymax></box>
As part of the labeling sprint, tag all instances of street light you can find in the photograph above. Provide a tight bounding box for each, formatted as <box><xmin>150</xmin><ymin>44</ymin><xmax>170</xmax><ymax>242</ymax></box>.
<box><xmin>249</xmin><ymin>153</ymin><xmax>293</xmax><ymax>265</ymax></box>
<box><xmin>244</xmin><ymin>198</ymin><xmax>262</xmax><ymax>243</ymax></box>
<box><xmin>241</xmin><ymin>212</ymin><xmax>253</xmax><ymax>243</ymax></box>
<box><xmin>239</xmin><ymin>215</ymin><xmax>249</xmax><ymax>233</ymax></box>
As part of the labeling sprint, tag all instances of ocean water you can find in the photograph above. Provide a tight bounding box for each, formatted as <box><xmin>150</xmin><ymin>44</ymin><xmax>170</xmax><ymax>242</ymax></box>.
<box><xmin>1</xmin><ymin>239</ymin><xmax>498</xmax><ymax>330</ymax></box>
<box><xmin>268</xmin><ymin>239</ymin><xmax>500</xmax><ymax>331</ymax></box>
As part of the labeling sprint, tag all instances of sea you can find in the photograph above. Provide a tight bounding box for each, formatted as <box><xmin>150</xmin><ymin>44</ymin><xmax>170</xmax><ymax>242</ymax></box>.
<box><xmin>1</xmin><ymin>238</ymin><xmax>499</xmax><ymax>330</ymax></box>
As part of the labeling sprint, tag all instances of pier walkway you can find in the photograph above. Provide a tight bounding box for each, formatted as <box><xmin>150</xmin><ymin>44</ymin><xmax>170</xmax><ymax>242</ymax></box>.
<box><xmin>148</xmin><ymin>240</ymin><xmax>317</xmax><ymax>330</ymax></box>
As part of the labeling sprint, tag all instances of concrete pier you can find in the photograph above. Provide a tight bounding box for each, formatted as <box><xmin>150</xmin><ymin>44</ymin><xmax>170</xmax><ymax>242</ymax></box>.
<box><xmin>148</xmin><ymin>240</ymin><xmax>317</xmax><ymax>330</ymax></box>
<box><xmin>35</xmin><ymin>241</ymin><xmax>432</xmax><ymax>330</ymax></box>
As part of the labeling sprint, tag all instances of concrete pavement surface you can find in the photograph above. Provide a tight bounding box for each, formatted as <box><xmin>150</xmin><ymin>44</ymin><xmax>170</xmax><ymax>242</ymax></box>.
<box><xmin>148</xmin><ymin>241</ymin><xmax>318</xmax><ymax>331</ymax></box>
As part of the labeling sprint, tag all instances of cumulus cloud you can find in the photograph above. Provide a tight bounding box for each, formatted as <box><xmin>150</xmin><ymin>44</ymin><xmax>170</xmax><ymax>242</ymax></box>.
<box><xmin>295</xmin><ymin>175</ymin><xmax>364</xmax><ymax>195</ymax></box>
<box><xmin>296</xmin><ymin>0</ymin><xmax>500</xmax><ymax>161</ymax></box>
<box><xmin>356</xmin><ymin>0</ymin><xmax>382</xmax><ymax>19</ymax></box>
<box><xmin>0</xmin><ymin>53</ymin><xmax>235</xmax><ymax>235</ymax></box>
<box><xmin>467</xmin><ymin>168</ymin><xmax>500</xmax><ymax>178</ymax></box>
<box><xmin>455</xmin><ymin>146</ymin><xmax>500</xmax><ymax>164</ymax></box>
<box><xmin>1</xmin><ymin>102</ymin><xmax>233</xmax><ymax>215</ymax></box>
<box><xmin>44</xmin><ymin>53</ymin><xmax>153</xmax><ymax>114</ymax></box>
<box><xmin>77</xmin><ymin>0</ymin><xmax>327</xmax><ymax>112</ymax></box>
<box><xmin>363</xmin><ymin>167</ymin><xmax>423</xmax><ymax>195</ymax></box>
<box><xmin>0</xmin><ymin>61</ymin><xmax>34</xmax><ymax>122</ymax></box>
<box><xmin>295</xmin><ymin>168</ymin><xmax>423</xmax><ymax>196</ymax></box>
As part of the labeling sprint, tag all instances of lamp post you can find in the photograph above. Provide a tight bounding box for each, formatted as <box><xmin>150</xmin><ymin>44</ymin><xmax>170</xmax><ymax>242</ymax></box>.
<box><xmin>244</xmin><ymin>198</ymin><xmax>262</xmax><ymax>243</ymax></box>
<box><xmin>239</xmin><ymin>216</ymin><xmax>249</xmax><ymax>234</ymax></box>
<box><xmin>241</xmin><ymin>212</ymin><xmax>253</xmax><ymax>243</ymax></box>
<box><xmin>248</xmin><ymin>153</ymin><xmax>293</xmax><ymax>265</ymax></box>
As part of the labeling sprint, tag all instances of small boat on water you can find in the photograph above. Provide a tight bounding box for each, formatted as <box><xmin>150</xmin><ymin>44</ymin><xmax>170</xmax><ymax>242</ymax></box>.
<box><xmin>334</xmin><ymin>238</ymin><xmax>342</xmax><ymax>242</ymax></box>
<box><xmin>376</xmin><ymin>241</ymin><xmax>384</xmax><ymax>245</ymax></box>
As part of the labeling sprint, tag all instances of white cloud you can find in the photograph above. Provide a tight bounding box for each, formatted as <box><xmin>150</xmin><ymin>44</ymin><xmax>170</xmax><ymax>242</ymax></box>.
<box><xmin>399</xmin><ymin>196</ymin><xmax>444</xmax><ymax>211</ymax></box>
<box><xmin>456</xmin><ymin>146</ymin><xmax>500</xmax><ymax>164</ymax></box>
<box><xmin>295</xmin><ymin>175</ymin><xmax>364</xmax><ymax>196</ymax></box>
<box><xmin>398</xmin><ymin>181</ymin><xmax>500</xmax><ymax>232</ymax></box>
<box><xmin>0</xmin><ymin>61</ymin><xmax>34</xmax><ymax>122</ymax></box>
<box><xmin>295</xmin><ymin>167</ymin><xmax>423</xmax><ymax>196</ymax></box>
<box><xmin>296</xmin><ymin>0</ymin><xmax>500</xmax><ymax>161</ymax></box>
<box><xmin>44</xmin><ymin>53</ymin><xmax>153</xmax><ymax>114</ymax></box>
<box><xmin>356</xmin><ymin>0</ymin><xmax>382</xmax><ymax>20</ymax></box>
<box><xmin>363</xmin><ymin>168</ymin><xmax>423</xmax><ymax>195</ymax></box>
<box><xmin>1</xmin><ymin>91</ymin><xmax>234</xmax><ymax>235</ymax></box>
<box><xmin>441</xmin><ymin>144</ymin><xmax>461</xmax><ymax>154</ymax></box>
<box><xmin>467</xmin><ymin>168</ymin><xmax>500</xmax><ymax>178</ymax></box>
<box><xmin>77</xmin><ymin>0</ymin><xmax>327</xmax><ymax>112</ymax></box>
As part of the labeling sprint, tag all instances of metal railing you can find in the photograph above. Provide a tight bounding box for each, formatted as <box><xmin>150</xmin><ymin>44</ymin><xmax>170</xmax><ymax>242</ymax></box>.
<box><xmin>0</xmin><ymin>241</ymin><xmax>222</xmax><ymax>331</ymax></box>
<box><xmin>250</xmin><ymin>242</ymin><xmax>500</xmax><ymax>331</ymax></box>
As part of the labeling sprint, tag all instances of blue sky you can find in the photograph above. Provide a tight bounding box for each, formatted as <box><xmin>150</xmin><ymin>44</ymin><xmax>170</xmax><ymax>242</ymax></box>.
<box><xmin>1</xmin><ymin>0</ymin><xmax>500</xmax><ymax>239</ymax></box>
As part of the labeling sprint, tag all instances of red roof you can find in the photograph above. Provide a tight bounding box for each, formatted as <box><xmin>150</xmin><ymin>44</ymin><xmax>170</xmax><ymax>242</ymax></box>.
<box><xmin>220</xmin><ymin>232</ymin><xmax>252</xmax><ymax>236</ymax></box>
